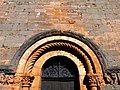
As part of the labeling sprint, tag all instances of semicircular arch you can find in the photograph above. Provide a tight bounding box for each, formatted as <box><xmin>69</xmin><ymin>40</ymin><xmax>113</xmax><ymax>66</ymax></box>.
<box><xmin>11</xmin><ymin>30</ymin><xmax>106</xmax><ymax>90</ymax></box>
<box><xmin>11</xmin><ymin>30</ymin><xmax>107</xmax><ymax>72</ymax></box>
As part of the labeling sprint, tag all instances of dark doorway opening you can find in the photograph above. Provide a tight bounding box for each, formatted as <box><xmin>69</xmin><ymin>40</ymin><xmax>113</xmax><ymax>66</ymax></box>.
<box><xmin>41</xmin><ymin>56</ymin><xmax>80</xmax><ymax>90</ymax></box>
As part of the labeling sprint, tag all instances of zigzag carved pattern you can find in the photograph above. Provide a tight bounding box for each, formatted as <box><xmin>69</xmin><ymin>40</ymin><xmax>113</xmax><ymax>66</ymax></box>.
<box><xmin>25</xmin><ymin>42</ymin><xmax>90</xmax><ymax>74</ymax></box>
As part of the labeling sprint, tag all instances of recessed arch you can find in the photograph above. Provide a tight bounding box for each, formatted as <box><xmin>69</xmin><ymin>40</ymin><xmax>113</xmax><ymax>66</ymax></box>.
<box><xmin>31</xmin><ymin>51</ymin><xmax>86</xmax><ymax>90</ymax></box>
<box><xmin>12</xmin><ymin>30</ymin><xmax>106</xmax><ymax>90</ymax></box>
<box><xmin>41</xmin><ymin>56</ymin><xmax>80</xmax><ymax>90</ymax></box>
<box><xmin>11</xmin><ymin>30</ymin><xmax>107</xmax><ymax>70</ymax></box>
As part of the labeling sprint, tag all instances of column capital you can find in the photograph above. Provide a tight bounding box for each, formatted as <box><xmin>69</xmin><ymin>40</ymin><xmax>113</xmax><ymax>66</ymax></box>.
<box><xmin>21</xmin><ymin>76</ymin><xmax>34</xmax><ymax>87</ymax></box>
<box><xmin>87</xmin><ymin>73</ymin><xmax>105</xmax><ymax>87</ymax></box>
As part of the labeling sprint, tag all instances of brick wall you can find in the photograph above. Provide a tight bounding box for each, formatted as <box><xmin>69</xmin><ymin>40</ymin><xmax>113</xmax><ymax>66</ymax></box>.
<box><xmin>0</xmin><ymin>0</ymin><xmax>120</xmax><ymax>69</ymax></box>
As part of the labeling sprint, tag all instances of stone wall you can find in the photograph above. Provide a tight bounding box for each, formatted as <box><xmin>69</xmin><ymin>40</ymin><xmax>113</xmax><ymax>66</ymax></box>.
<box><xmin>0</xmin><ymin>0</ymin><xmax>120</xmax><ymax>69</ymax></box>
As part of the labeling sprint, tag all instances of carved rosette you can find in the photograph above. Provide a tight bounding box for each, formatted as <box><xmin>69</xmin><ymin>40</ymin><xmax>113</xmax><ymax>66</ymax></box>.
<box><xmin>87</xmin><ymin>73</ymin><xmax>105</xmax><ymax>87</ymax></box>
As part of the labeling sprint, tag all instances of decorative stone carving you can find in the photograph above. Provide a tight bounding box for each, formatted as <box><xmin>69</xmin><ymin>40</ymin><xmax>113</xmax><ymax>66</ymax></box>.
<box><xmin>0</xmin><ymin>73</ymin><xmax>6</xmax><ymax>85</ymax></box>
<box><xmin>13</xmin><ymin>76</ymin><xmax>21</xmax><ymax>85</ymax></box>
<box><xmin>6</xmin><ymin>75</ymin><xmax>14</xmax><ymax>84</ymax></box>
<box><xmin>104</xmin><ymin>72</ymin><xmax>120</xmax><ymax>85</ymax></box>
<box><xmin>25</xmin><ymin>41</ymin><xmax>91</xmax><ymax>75</ymax></box>
<box><xmin>21</xmin><ymin>76</ymin><xmax>34</xmax><ymax>87</ymax></box>
<box><xmin>86</xmin><ymin>73</ymin><xmax>105</xmax><ymax>87</ymax></box>
<box><xmin>110</xmin><ymin>73</ymin><xmax>118</xmax><ymax>84</ymax></box>
<box><xmin>0</xmin><ymin>73</ymin><xmax>34</xmax><ymax>87</ymax></box>
<box><xmin>104</xmin><ymin>73</ymin><xmax>112</xmax><ymax>84</ymax></box>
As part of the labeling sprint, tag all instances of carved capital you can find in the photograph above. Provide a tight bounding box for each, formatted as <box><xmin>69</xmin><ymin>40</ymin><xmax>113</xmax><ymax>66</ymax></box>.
<box><xmin>21</xmin><ymin>76</ymin><xmax>34</xmax><ymax>87</ymax></box>
<box><xmin>87</xmin><ymin>73</ymin><xmax>105</xmax><ymax>87</ymax></box>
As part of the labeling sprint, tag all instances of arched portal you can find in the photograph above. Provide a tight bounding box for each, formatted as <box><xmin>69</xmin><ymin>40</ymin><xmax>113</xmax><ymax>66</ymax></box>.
<box><xmin>41</xmin><ymin>56</ymin><xmax>80</xmax><ymax>90</ymax></box>
<box><xmin>12</xmin><ymin>30</ymin><xmax>106</xmax><ymax>90</ymax></box>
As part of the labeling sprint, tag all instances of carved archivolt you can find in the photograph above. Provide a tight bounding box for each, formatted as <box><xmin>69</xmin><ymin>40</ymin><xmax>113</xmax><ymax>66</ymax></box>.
<box><xmin>14</xmin><ymin>31</ymin><xmax>106</xmax><ymax>90</ymax></box>
<box><xmin>31</xmin><ymin>51</ymin><xmax>87</xmax><ymax>90</ymax></box>
<box><xmin>25</xmin><ymin>42</ymin><xmax>92</xmax><ymax>74</ymax></box>
<box><xmin>16</xmin><ymin>35</ymin><xmax>103</xmax><ymax>75</ymax></box>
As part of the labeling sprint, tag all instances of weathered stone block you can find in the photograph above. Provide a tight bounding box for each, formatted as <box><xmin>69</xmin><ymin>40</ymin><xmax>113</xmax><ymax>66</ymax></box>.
<box><xmin>4</xmin><ymin>35</ymin><xmax>26</xmax><ymax>47</ymax></box>
<box><xmin>0</xmin><ymin>36</ymin><xmax>5</xmax><ymax>47</ymax></box>
<box><xmin>0</xmin><ymin>24</ymin><xmax>13</xmax><ymax>30</ymax></box>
